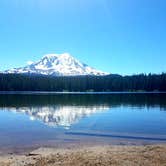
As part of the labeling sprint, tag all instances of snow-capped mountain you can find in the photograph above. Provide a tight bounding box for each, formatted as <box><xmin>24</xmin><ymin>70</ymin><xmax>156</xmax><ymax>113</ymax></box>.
<box><xmin>4</xmin><ymin>53</ymin><xmax>108</xmax><ymax>76</ymax></box>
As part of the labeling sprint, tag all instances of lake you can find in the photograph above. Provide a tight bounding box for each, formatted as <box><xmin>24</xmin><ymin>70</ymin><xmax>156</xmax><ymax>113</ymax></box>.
<box><xmin>0</xmin><ymin>93</ymin><xmax>166</xmax><ymax>153</ymax></box>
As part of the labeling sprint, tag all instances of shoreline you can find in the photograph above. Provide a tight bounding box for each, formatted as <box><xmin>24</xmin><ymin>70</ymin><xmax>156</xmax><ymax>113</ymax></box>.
<box><xmin>1</xmin><ymin>135</ymin><xmax>166</xmax><ymax>156</ymax></box>
<box><xmin>0</xmin><ymin>91</ymin><xmax>166</xmax><ymax>95</ymax></box>
<box><xmin>0</xmin><ymin>144</ymin><xmax>166</xmax><ymax>166</ymax></box>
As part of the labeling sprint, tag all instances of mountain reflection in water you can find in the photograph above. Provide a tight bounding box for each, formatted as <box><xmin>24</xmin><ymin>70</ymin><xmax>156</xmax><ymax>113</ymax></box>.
<box><xmin>0</xmin><ymin>93</ymin><xmax>166</xmax><ymax>129</ymax></box>
<box><xmin>4</xmin><ymin>106</ymin><xmax>109</xmax><ymax>128</ymax></box>
<box><xmin>0</xmin><ymin>93</ymin><xmax>166</xmax><ymax>150</ymax></box>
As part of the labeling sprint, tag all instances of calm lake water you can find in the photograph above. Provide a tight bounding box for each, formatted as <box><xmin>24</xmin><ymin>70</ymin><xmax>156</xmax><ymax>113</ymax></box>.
<box><xmin>0</xmin><ymin>93</ymin><xmax>166</xmax><ymax>153</ymax></box>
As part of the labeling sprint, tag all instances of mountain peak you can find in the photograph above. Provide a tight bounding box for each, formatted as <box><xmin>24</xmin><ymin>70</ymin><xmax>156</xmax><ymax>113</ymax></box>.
<box><xmin>43</xmin><ymin>53</ymin><xmax>72</xmax><ymax>59</ymax></box>
<box><xmin>43</xmin><ymin>54</ymin><xmax>59</xmax><ymax>59</ymax></box>
<box><xmin>4</xmin><ymin>53</ymin><xmax>109</xmax><ymax>76</ymax></box>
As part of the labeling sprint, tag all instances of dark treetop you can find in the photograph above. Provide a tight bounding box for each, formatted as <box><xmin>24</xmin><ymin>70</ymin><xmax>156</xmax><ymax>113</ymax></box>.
<box><xmin>0</xmin><ymin>73</ymin><xmax>166</xmax><ymax>92</ymax></box>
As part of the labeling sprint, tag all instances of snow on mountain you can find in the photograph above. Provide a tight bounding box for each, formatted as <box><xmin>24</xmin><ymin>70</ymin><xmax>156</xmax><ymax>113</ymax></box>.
<box><xmin>4</xmin><ymin>53</ymin><xmax>108</xmax><ymax>76</ymax></box>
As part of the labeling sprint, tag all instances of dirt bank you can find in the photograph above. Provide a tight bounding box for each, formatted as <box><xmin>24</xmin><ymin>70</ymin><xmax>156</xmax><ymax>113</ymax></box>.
<box><xmin>0</xmin><ymin>144</ymin><xmax>166</xmax><ymax>166</ymax></box>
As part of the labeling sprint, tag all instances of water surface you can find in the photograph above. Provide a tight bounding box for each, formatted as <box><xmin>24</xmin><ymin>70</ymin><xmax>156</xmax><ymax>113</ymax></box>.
<box><xmin>0</xmin><ymin>93</ymin><xmax>166</xmax><ymax>153</ymax></box>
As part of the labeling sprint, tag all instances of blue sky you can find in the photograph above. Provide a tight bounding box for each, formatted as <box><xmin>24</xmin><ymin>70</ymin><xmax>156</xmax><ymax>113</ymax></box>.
<box><xmin>0</xmin><ymin>0</ymin><xmax>166</xmax><ymax>75</ymax></box>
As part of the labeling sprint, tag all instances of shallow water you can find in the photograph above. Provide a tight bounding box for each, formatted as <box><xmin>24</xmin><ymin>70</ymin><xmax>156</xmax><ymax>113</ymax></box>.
<box><xmin>0</xmin><ymin>93</ymin><xmax>166</xmax><ymax>152</ymax></box>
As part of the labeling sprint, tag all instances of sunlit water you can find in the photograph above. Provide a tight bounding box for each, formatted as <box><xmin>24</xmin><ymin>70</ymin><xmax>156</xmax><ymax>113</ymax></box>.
<box><xmin>0</xmin><ymin>93</ymin><xmax>166</xmax><ymax>152</ymax></box>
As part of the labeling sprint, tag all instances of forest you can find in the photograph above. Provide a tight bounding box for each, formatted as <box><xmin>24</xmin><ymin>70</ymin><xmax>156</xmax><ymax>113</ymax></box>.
<box><xmin>0</xmin><ymin>73</ymin><xmax>166</xmax><ymax>92</ymax></box>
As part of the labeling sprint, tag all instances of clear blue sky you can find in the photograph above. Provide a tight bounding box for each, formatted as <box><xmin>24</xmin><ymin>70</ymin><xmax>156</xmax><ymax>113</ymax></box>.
<box><xmin>0</xmin><ymin>0</ymin><xmax>166</xmax><ymax>75</ymax></box>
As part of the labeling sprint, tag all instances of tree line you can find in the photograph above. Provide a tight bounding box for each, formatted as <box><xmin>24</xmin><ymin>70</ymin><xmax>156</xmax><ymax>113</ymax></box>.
<box><xmin>0</xmin><ymin>73</ymin><xmax>166</xmax><ymax>92</ymax></box>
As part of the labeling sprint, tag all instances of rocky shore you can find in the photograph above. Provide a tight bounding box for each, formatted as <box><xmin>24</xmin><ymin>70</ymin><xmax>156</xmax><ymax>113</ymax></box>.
<box><xmin>0</xmin><ymin>144</ymin><xmax>166</xmax><ymax>166</ymax></box>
